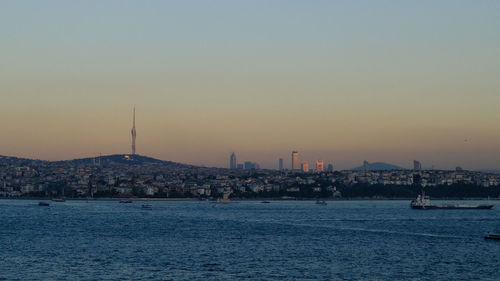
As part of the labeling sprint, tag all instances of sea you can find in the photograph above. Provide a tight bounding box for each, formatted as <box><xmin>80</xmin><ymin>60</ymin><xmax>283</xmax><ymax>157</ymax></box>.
<box><xmin>0</xmin><ymin>199</ymin><xmax>498</xmax><ymax>281</ymax></box>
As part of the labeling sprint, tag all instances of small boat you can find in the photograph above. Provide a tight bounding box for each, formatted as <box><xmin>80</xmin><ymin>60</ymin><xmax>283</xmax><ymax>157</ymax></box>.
<box><xmin>261</xmin><ymin>201</ymin><xmax>271</xmax><ymax>204</ymax></box>
<box><xmin>411</xmin><ymin>191</ymin><xmax>493</xmax><ymax>210</ymax></box>
<box><xmin>119</xmin><ymin>199</ymin><xmax>133</xmax><ymax>203</ymax></box>
<box><xmin>484</xmin><ymin>234</ymin><xmax>500</xmax><ymax>241</ymax></box>
<box><xmin>141</xmin><ymin>204</ymin><xmax>153</xmax><ymax>210</ymax></box>
<box><xmin>316</xmin><ymin>200</ymin><xmax>327</xmax><ymax>205</ymax></box>
<box><xmin>38</xmin><ymin>202</ymin><xmax>50</xmax><ymax>206</ymax></box>
<box><xmin>52</xmin><ymin>198</ymin><xmax>65</xmax><ymax>202</ymax></box>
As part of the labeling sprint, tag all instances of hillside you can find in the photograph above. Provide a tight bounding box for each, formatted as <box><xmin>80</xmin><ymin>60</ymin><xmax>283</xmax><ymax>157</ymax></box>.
<box><xmin>0</xmin><ymin>154</ymin><xmax>187</xmax><ymax>168</ymax></box>
<box><xmin>352</xmin><ymin>162</ymin><xmax>405</xmax><ymax>171</ymax></box>
<box><xmin>54</xmin><ymin>154</ymin><xmax>186</xmax><ymax>167</ymax></box>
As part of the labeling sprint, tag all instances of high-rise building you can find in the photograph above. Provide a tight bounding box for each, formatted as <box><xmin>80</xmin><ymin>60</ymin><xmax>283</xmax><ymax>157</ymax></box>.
<box><xmin>279</xmin><ymin>158</ymin><xmax>284</xmax><ymax>170</ymax></box>
<box><xmin>230</xmin><ymin>152</ymin><xmax>237</xmax><ymax>169</ymax></box>
<box><xmin>316</xmin><ymin>160</ymin><xmax>324</xmax><ymax>172</ymax></box>
<box><xmin>413</xmin><ymin>160</ymin><xmax>422</xmax><ymax>171</ymax></box>
<box><xmin>131</xmin><ymin>107</ymin><xmax>136</xmax><ymax>155</ymax></box>
<box><xmin>363</xmin><ymin>160</ymin><xmax>370</xmax><ymax>172</ymax></box>
<box><xmin>301</xmin><ymin>161</ymin><xmax>309</xmax><ymax>173</ymax></box>
<box><xmin>327</xmin><ymin>163</ymin><xmax>334</xmax><ymax>172</ymax></box>
<box><xmin>292</xmin><ymin>151</ymin><xmax>298</xmax><ymax>170</ymax></box>
<box><xmin>244</xmin><ymin>161</ymin><xmax>252</xmax><ymax>170</ymax></box>
<box><xmin>244</xmin><ymin>161</ymin><xmax>259</xmax><ymax>170</ymax></box>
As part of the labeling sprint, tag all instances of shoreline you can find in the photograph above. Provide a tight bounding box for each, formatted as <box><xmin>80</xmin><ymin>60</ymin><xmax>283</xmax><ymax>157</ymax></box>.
<box><xmin>1</xmin><ymin>197</ymin><xmax>498</xmax><ymax>202</ymax></box>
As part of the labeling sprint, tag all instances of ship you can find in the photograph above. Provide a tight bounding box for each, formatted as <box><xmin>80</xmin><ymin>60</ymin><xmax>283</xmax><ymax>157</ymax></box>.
<box><xmin>411</xmin><ymin>191</ymin><xmax>493</xmax><ymax>210</ymax></box>
<box><xmin>484</xmin><ymin>234</ymin><xmax>500</xmax><ymax>241</ymax></box>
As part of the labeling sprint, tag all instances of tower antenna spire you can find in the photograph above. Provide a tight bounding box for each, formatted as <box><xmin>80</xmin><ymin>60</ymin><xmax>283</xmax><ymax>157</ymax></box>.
<box><xmin>131</xmin><ymin>106</ymin><xmax>136</xmax><ymax>155</ymax></box>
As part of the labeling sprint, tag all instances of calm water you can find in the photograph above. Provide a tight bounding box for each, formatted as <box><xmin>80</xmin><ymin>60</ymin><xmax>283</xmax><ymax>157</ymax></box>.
<box><xmin>0</xmin><ymin>199</ymin><xmax>499</xmax><ymax>280</ymax></box>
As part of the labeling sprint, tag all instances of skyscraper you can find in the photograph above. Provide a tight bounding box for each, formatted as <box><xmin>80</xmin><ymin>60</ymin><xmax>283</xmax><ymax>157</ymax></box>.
<box><xmin>131</xmin><ymin>107</ymin><xmax>136</xmax><ymax>155</ymax></box>
<box><xmin>292</xmin><ymin>151</ymin><xmax>298</xmax><ymax>170</ymax></box>
<box><xmin>363</xmin><ymin>160</ymin><xmax>370</xmax><ymax>172</ymax></box>
<box><xmin>244</xmin><ymin>161</ymin><xmax>259</xmax><ymax>170</ymax></box>
<box><xmin>301</xmin><ymin>161</ymin><xmax>309</xmax><ymax>173</ymax></box>
<box><xmin>230</xmin><ymin>152</ymin><xmax>237</xmax><ymax>169</ymax></box>
<box><xmin>413</xmin><ymin>160</ymin><xmax>422</xmax><ymax>171</ymax></box>
<box><xmin>316</xmin><ymin>160</ymin><xmax>324</xmax><ymax>172</ymax></box>
<box><xmin>279</xmin><ymin>158</ymin><xmax>284</xmax><ymax>170</ymax></box>
<box><xmin>327</xmin><ymin>163</ymin><xmax>334</xmax><ymax>172</ymax></box>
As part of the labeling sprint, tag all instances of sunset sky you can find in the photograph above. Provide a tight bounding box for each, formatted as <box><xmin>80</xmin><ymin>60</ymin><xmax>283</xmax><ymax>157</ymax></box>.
<box><xmin>1</xmin><ymin>1</ymin><xmax>499</xmax><ymax>170</ymax></box>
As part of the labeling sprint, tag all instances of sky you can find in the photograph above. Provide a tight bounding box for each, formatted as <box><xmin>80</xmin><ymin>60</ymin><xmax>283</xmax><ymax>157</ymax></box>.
<box><xmin>1</xmin><ymin>0</ymin><xmax>500</xmax><ymax>170</ymax></box>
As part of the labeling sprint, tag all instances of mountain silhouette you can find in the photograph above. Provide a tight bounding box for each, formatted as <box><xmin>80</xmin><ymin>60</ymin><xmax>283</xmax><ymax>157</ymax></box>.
<box><xmin>0</xmin><ymin>154</ymin><xmax>188</xmax><ymax>168</ymax></box>
<box><xmin>352</xmin><ymin>162</ymin><xmax>404</xmax><ymax>171</ymax></box>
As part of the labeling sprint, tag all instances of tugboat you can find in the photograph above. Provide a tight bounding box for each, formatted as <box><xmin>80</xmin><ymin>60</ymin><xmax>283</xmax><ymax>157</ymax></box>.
<box><xmin>411</xmin><ymin>191</ymin><xmax>493</xmax><ymax>210</ymax></box>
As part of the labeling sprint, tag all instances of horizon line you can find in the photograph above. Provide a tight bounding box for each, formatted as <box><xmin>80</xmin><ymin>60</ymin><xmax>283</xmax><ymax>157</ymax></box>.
<box><xmin>1</xmin><ymin>152</ymin><xmax>497</xmax><ymax>172</ymax></box>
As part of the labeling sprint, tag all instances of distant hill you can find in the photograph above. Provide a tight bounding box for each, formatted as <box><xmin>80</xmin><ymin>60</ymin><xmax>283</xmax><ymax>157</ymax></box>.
<box><xmin>477</xmin><ymin>169</ymin><xmax>500</xmax><ymax>175</ymax></box>
<box><xmin>0</xmin><ymin>154</ymin><xmax>188</xmax><ymax>168</ymax></box>
<box><xmin>352</xmin><ymin>162</ymin><xmax>405</xmax><ymax>171</ymax></box>
<box><xmin>0</xmin><ymin>155</ymin><xmax>46</xmax><ymax>165</ymax></box>
<box><xmin>54</xmin><ymin>154</ymin><xmax>186</xmax><ymax>167</ymax></box>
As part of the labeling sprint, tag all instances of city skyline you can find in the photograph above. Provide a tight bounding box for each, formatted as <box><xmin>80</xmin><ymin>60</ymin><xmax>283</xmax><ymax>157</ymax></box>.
<box><xmin>1</xmin><ymin>1</ymin><xmax>500</xmax><ymax>170</ymax></box>
<box><xmin>0</xmin><ymin>103</ymin><xmax>497</xmax><ymax>171</ymax></box>
<box><xmin>1</xmin><ymin>2</ymin><xmax>498</xmax><ymax>280</ymax></box>
<box><xmin>0</xmin><ymin>102</ymin><xmax>496</xmax><ymax>170</ymax></box>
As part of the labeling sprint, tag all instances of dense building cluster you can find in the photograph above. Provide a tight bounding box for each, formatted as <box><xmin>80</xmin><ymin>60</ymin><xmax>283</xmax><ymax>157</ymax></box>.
<box><xmin>1</xmin><ymin>154</ymin><xmax>499</xmax><ymax>199</ymax></box>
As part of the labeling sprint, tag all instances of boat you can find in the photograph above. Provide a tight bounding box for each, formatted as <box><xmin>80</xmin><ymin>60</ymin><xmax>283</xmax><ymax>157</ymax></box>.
<box><xmin>316</xmin><ymin>200</ymin><xmax>327</xmax><ymax>205</ymax></box>
<box><xmin>38</xmin><ymin>202</ymin><xmax>50</xmax><ymax>206</ymax></box>
<box><xmin>141</xmin><ymin>204</ymin><xmax>152</xmax><ymax>210</ymax></box>
<box><xmin>261</xmin><ymin>201</ymin><xmax>271</xmax><ymax>204</ymax></box>
<box><xmin>119</xmin><ymin>199</ymin><xmax>133</xmax><ymax>203</ymax></box>
<box><xmin>484</xmin><ymin>234</ymin><xmax>500</xmax><ymax>241</ymax></box>
<box><xmin>52</xmin><ymin>198</ymin><xmax>65</xmax><ymax>202</ymax></box>
<box><xmin>411</xmin><ymin>191</ymin><xmax>493</xmax><ymax>210</ymax></box>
